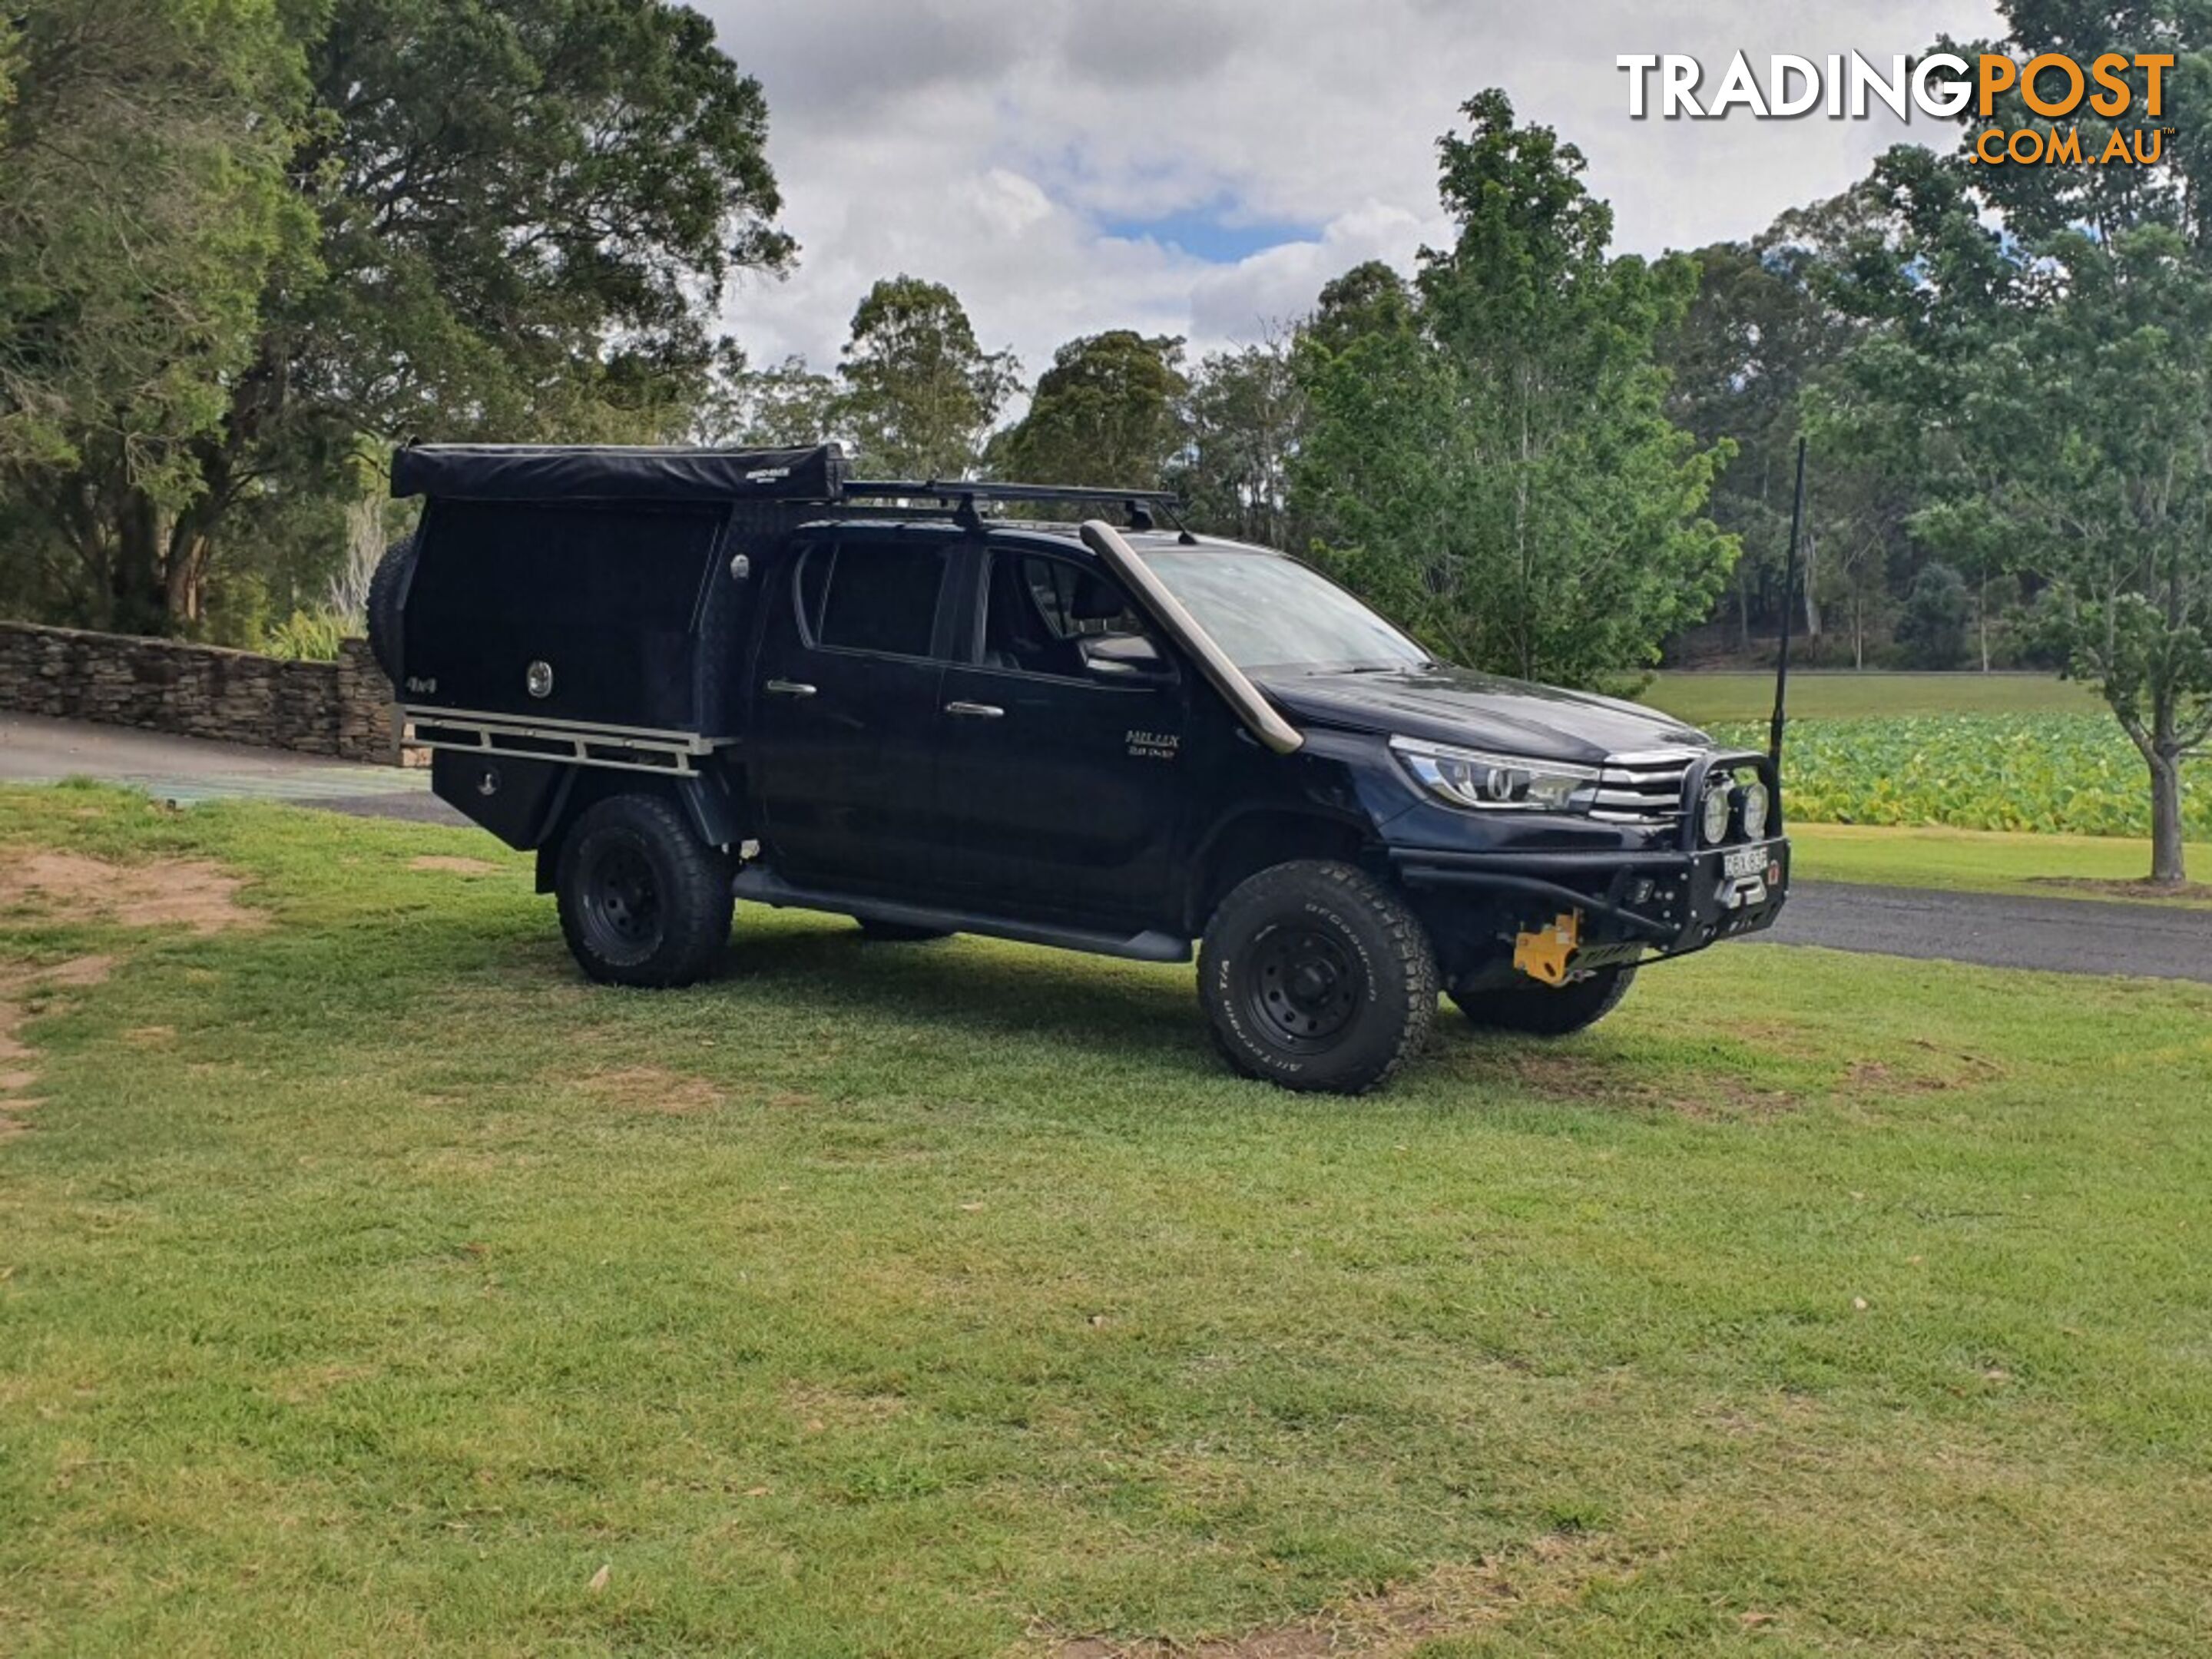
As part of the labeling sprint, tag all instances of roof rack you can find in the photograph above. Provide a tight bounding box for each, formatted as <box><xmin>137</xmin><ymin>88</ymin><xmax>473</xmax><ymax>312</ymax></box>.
<box><xmin>845</xmin><ymin>478</ymin><xmax>1176</xmax><ymax>506</ymax></box>
<box><xmin>844</xmin><ymin>478</ymin><xmax>1180</xmax><ymax>532</ymax></box>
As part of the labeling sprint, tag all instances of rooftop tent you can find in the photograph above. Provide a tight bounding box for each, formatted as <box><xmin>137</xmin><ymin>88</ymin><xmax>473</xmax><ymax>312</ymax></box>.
<box><xmin>390</xmin><ymin>443</ymin><xmax>847</xmax><ymax>502</ymax></box>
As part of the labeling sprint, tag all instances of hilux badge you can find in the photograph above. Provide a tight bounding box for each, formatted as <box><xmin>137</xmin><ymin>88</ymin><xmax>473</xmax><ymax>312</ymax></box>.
<box><xmin>1126</xmin><ymin>729</ymin><xmax>1179</xmax><ymax>760</ymax></box>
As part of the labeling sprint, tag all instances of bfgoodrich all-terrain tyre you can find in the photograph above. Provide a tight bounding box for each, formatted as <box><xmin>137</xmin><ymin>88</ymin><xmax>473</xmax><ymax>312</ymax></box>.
<box><xmin>1198</xmin><ymin>859</ymin><xmax>1438</xmax><ymax>1094</ymax></box>
<box><xmin>1451</xmin><ymin>965</ymin><xmax>1635</xmax><ymax>1037</ymax></box>
<box><xmin>365</xmin><ymin>533</ymin><xmax>418</xmax><ymax>682</ymax></box>
<box><xmin>555</xmin><ymin>794</ymin><xmax>732</xmax><ymax>988</ymax></box>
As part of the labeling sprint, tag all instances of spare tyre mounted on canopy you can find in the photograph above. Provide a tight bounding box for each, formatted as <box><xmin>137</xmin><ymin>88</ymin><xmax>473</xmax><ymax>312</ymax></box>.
<box><xmin>376</xmin><ymin>441</ymin><xmax>1790</xmax><ymax>1094</ymax></box>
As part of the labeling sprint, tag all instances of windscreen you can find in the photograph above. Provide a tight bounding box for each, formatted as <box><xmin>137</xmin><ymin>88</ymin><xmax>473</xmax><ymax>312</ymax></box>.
<box><xmin>1140</xmin><ymin>549</ymin><xmax>1428</xmax><ymax>674</ymax></box>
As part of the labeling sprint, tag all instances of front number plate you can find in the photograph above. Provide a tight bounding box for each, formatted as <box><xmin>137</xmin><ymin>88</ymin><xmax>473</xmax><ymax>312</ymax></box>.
<box><xmin>1721</xmin><ymin>846</ymin><xmax>1767</xmax><ymax>879</ymax></box>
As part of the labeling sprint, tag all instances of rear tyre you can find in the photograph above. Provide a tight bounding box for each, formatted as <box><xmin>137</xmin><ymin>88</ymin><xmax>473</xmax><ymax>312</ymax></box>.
<box><xmin>555</xmin><ymin>794</ymin><xmax>732</xmax><ymax>988</ymax></box>
<box><xmin>852</xmin><ymin>918</ymin><xmax>952</xmax><ymax>942</ymax></box>
<box><xmin>1197</xmin><ymin>859</ymin><xmax>1437</xmax><ymax>1095</ymax></box>
<box><xmin>1452</xmin><ymin>965</ymin><xmax>1635</xmax><ymax>1037</ymax></box>
<box><xmin>365</xmin><ymin>533</ymin><xmax>418</xmax><ymax>682</ymax></box>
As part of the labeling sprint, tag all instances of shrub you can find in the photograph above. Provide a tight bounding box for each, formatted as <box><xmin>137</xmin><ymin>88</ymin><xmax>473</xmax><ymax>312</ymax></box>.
<box><xmin>261</xmin><ymin>608</ymin><xmax>347</xmax><ymax>662</ymax></box>
<box><xmin>1895</xmin><ymin>563</ymin><xmax>1970</xmax><ymax>670</ymax></box>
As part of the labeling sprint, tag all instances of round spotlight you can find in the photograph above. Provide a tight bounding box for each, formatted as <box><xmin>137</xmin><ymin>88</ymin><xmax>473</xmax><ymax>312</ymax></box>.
<box><xmin>1700</xmin><ymin>786</ymin><xmax>1733</xmax><ymax>846</ymax></box>
<box><xmin>1741</xmin><ymin>779</ymin><xmax>1771</xmax><ymax>841</ymax></box>
<box><xmin>525</xmin><ymin>659</ymin><xmax>555</xmax><ymax>699</ymax></box>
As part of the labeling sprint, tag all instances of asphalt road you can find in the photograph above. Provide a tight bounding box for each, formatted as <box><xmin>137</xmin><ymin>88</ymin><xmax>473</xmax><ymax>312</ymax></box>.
<box><xmin>1757</xmin><ymin>882</ymin><xmax>2210</xmax><ymax>985</ymax></box>
<box><xmin>0</xmin><ymin>710</ymin><xmax>463</xmax><ymax>824</ymax></box>
<box><xmin>5</xmin><ymin>712</ymin><xmax>2207</xmax><ymax>984</ymax></box>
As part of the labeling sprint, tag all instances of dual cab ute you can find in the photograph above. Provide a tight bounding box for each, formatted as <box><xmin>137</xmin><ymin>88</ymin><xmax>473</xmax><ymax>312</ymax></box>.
<box><xmin>370</xmin><ymin>442</ymin><xmax>1789</xmax><ymax>1094</ymax></box>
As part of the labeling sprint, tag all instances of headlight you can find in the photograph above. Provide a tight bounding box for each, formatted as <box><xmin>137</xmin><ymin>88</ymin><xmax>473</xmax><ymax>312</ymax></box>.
<box><xmin>1700</xmin><ymin>786</ymin><xmax>1733</xmax><ymax>846</ymax></box>
<box><xmin>1389</xmin><ymin>737</ymin><xmax>1598</xmax><ymax>813</ymax></box>
<box><xmin>1740</xmin><ymin>779</ymin><xmax>1770</xmax><ymax>840</ymax></box>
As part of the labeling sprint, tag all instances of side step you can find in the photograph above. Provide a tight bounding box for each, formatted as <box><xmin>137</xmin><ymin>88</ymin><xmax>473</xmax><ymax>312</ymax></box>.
<box><xmin>730</xmin><ymin>866</ymin><xmax>1190</xmax><ymax>964</ymax></box>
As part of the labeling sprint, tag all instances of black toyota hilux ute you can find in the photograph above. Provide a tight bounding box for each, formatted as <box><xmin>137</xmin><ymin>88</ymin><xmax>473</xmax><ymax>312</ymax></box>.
<box><xmin>371</xmin><ymin>442</ymin><xmax>1790</xmax><ymax>1094</ymax></box>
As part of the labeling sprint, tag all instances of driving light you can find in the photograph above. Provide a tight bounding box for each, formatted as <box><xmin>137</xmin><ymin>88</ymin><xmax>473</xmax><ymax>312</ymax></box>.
<box><xmin>1740</xmin><ymin>779</ymin><xmax>1771</xmax><ymax>841</ymax></box>
<box><xmin>1389</xmin><ymin>737</ymin><xmax>1598</xmax><ymax>813</ymax></box>
<box><xmin>1700</xmin><ymin>786</ymin><xmax>1733</xmax><ymax>846</ymax></box>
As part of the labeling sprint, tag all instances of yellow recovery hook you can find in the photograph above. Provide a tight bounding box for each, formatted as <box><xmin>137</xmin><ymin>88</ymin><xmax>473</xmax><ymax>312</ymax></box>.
<box><xmin>1513</xmin><ymin>911</ymin><xmax>1581</xmax><ymax>986</ymax></box>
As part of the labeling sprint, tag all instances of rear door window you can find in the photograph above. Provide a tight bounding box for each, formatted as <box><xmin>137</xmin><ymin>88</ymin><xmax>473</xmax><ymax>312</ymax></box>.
<box><xmin>797</xmin><ymin>538</ymin><xmax>952</xmax><ymax>658</ymax></box>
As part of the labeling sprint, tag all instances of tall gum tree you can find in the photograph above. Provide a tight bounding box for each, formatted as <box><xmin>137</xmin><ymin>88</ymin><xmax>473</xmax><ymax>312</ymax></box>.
<box><xmin>833</xmin><ymin>276</ymin><xmax>1018</xmax><ymax>479</ymax></box>
<box><xmin>991</xmin><ymin>331</ymin><xmax>1189</xmax><ymax>494</ymax></box>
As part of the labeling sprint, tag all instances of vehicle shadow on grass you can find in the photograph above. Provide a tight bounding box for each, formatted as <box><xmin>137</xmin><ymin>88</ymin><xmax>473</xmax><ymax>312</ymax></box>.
<box><xmin>435</xmin><ymin>915</ymin><xmax>1727</xmax><ymax>1109</ymax></box>
<box><xmin>707</xmin><ymin>919</ymin><xmax>1218</xmax><ymax>1072</ymax></box>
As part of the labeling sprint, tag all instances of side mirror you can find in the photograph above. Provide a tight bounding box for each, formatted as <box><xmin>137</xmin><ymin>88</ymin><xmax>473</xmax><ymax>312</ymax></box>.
<box><xmin>1081</xmin><ymin>633</ymin><xmax>1174</xmax><ymax>684</ymax></box>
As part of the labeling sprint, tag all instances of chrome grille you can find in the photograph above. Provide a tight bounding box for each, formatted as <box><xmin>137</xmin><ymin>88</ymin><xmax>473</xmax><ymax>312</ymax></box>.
<box><xmin>1591</xmin><ymin>747</ymin><xmax>1697</xmax><ymax>824</ymax></box>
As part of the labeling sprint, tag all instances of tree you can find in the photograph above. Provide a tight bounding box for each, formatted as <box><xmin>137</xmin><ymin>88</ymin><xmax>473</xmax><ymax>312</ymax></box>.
<box><xmin>2005</xmin><ymin>226</ymin><xmax>2212</xmax><ymax>880</ymax></box>
<box><xmin>5</xmin><ymin>0</ymin><xmax>794</xmax><ymax>634</ymax></box>
<box><xmin>992</xmin><ymin>330</ymin><xmax>1187</xmax><ymax>491</ymax></box>
<box><xmin>833</xmin><ymin>276</ymin><xmax>1017</xmax><ymax>477</ymax></box>
<box><xmin>696</xmin><ymin>346</ymin><xmax>839</xmax><ymax>449</ymax></box>
<box><xmin>1896</xmin><ymin>562</ymin><xmax>1971</xmax><ymax>669</ymax></box>
<box><xmin>1294</xmin><ymin>92</ymin><xmax>1737</xmax><ymax>690</ymax></box>
<box><xmin>0</xmin><ymin>18</ymin><xmax>16</xmax><ymax>139</ymax></box>
<box><xmin>1174</xmin><ymin>331</ymin><xmax>1305</xmax><ymax>546</ymax></box>
<box><xmin>0</xmin><ymin>0</ymin><xmax>308</xmax><ymax>631</ymax></box>
<box><xmin>1290</xmin><ymin>262</ymin><xmax>1469</xmax><ymax>639</ymax></box>
<box><xmin>1812</xmin><ymin>0</ymin><xmax>2211</xmax><ymax>881</ymax></box>
<box><xmin>1661</xmin><ymin>212</ymin><xmax>1885</xmax><ymax>654</ymax></box>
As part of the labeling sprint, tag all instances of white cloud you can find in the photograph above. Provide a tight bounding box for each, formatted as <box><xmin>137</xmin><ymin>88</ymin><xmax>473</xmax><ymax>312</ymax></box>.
<box><xmin>709</xmin><ymin>0</ymin><xmax>2000</xmax><ymax>380</ymax></box>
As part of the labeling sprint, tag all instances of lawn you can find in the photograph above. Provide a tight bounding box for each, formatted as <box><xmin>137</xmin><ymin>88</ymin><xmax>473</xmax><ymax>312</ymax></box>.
<box><xmin>1640</xmin><ymin>671</ymin><xmax>2104</xmax><ymax>727</ymax></box>
<box><xmin>3</xmin><ymin>784</ymin><xmax>2210</xmax><ymax>1656</ymax></box>
<box><xmin>1788</xmin><ymin>823</ymin><xmax>2212</xmax><ymax>904</ymax></box>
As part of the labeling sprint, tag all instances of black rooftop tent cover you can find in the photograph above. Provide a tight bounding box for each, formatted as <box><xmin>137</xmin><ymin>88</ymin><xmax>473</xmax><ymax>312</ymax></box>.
<box><xmin>390</xmin><ymin>442</ymin><xmax>846</xmax><ymax>503</ymax></box>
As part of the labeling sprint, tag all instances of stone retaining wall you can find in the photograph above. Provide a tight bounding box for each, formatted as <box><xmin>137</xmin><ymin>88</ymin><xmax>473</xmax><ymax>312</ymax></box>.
<box><xmin>0</xmin><ymin>621</ymin><xmax>402</xmax><ymax>763</ymax></box>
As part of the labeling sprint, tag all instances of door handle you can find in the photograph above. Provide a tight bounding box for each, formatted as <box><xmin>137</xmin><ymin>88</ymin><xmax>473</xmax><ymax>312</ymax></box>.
<box><xmin>763</xmin><ymin>679</ymin><xmax>817</xmax><ymax>698</ymax></box>
<box><xmin>945</xmin><ymin>700</ymin><xmax>1005</xmax><ymax>719</ymax></box>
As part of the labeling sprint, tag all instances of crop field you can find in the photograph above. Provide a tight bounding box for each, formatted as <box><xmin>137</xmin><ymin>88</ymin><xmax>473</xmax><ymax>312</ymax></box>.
<box><xmin>4</xmin><ymin>783</ymin><xmax>2211</xmax><ymax>1656</ymax></box>
<box><xmin>1639</xmin><ymin>674</ymin><xmax>2204</xmax><ymax>843</ymax></box>
<box><xmin>1640</xmin><ymin>671</ymin><xmax>2105</xmax><ymax>726</ymax></box>
<box><xmin>1707</xmin><ymin>714</ymin><xmax>2210</xmax><ymax>840</ymax></box>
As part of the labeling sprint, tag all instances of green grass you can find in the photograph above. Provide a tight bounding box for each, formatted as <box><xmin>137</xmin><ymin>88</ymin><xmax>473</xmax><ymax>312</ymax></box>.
<box><xmin>1790</xmin><ymin>823</ymin><xmax>2212</xmax><ymax>902</ymax></box>
<box><xmin>1641</xmin><ymin>671</ymin><xmax>2105</xmax><ymax>727</ymax></box>
<box><xmin>4</xmin><ymin>784</ymin><xmax>2211</xmax><ymax>1655</ymax></box>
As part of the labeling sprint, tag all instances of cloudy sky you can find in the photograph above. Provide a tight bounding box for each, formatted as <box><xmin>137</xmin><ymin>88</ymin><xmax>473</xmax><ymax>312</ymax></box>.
<box><xmin>707</xmin><ymin>1</ymin><xmax>1998</xmax><ymax>379</ymax></box>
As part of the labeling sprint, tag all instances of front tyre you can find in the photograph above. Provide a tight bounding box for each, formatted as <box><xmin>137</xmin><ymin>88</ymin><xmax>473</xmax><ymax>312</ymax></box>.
<box><xmin>555</xmin><ymin>794</ymin><xmax>732</xmax><ymax>987</ymax></box>
<box><xmin>1452</xmin><ymin>965</ymin><xmax>1635</xmax><ymax>1037</ymax></box>
<box><xmin>1198</xmin><ymin>860</ymin><xmax>1438</xmax><ymax>1094</ymax></box>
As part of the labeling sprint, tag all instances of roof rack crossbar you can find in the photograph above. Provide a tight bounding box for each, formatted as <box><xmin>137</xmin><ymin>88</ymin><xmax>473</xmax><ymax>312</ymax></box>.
<box><xmin>843</xmin><ymin>478</ymin><xmax>1179</xmax><ymax>508</ymax></box>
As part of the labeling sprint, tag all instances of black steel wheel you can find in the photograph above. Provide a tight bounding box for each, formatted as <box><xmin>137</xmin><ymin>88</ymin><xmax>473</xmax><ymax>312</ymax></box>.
<box><xmin>555</xmin><ymin>794</ymin><xmax>731</xmax><ymax>988</ymax></box>
<box><xmin>1198</xmin><ymin>859</ymin><xmax>1437</xmax><ymax>1094</ymax></box>
<box><xmin>1243</xmin><ymin>923</ymin><xmax>1363</xmax><ymax>1049</ymax></box>
<box><xmin>1452</xmin><ymin>965</ymin><xmax>1636</xmax><ymax>1037</ymax></box>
